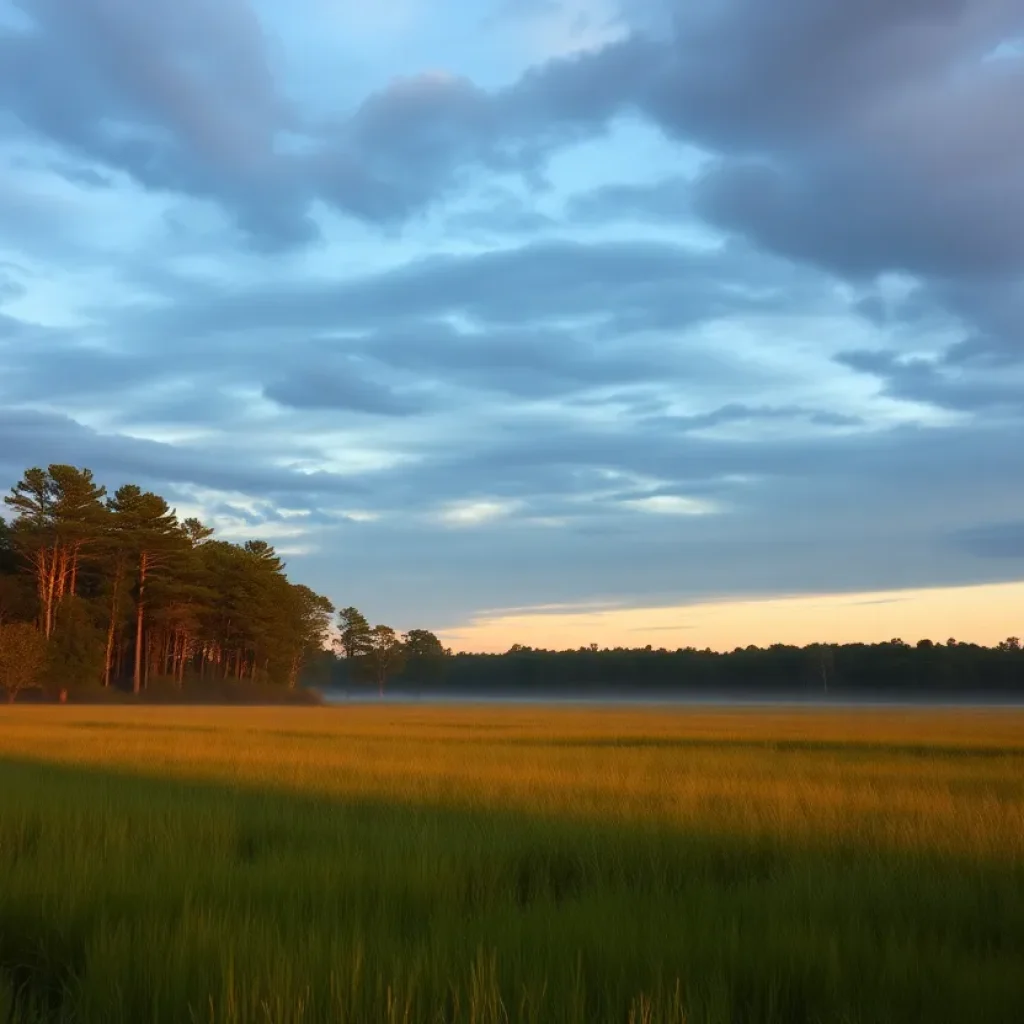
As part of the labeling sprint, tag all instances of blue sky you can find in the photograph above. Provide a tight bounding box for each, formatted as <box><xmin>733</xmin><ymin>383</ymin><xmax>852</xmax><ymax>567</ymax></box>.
<box><xmin>1</xmin><ymin>0</ymin><xmax>1023</xmax><ymax>648</ymax></box>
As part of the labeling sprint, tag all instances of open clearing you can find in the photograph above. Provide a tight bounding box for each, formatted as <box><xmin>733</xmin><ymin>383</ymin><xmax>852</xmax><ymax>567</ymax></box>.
<box><xmin>1</xmin><ymin>705</ymin><xmax>1023</xmax><ymax>1023</ymax></box>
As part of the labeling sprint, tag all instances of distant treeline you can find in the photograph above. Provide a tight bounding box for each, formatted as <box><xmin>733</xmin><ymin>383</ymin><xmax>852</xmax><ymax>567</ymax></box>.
<box><xmin>320</xmin><ymin>637</ymin><xmax>1024</xmax><ymax>699</ymax></box>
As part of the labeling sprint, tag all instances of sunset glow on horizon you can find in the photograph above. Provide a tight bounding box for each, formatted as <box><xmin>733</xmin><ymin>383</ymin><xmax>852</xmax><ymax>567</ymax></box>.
<box><xmin>440</xmin><ymin>580</ymin><xmax>1024</xmax><ymax>654</ymax></box>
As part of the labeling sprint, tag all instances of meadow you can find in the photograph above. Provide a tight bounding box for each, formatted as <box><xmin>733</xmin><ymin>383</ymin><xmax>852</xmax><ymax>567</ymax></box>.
<box><xmin>0</xmin><ymin>704</ymin><xmax>1022</xmax><ymax>1023</ymax></box>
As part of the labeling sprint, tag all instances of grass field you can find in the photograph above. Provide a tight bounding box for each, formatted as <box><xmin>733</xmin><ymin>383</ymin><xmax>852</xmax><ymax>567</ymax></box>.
<box><xmin>1</xmin><ymin>705</ymin><xmax>1022</xmax><ymax>1023</ymax></box>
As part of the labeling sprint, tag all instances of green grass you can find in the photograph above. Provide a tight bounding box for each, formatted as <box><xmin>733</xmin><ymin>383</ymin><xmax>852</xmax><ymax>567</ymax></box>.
<box><xmin>1</xmin><ymin>706</ymin><xmax>1023</xmax><ymax>1023</ymax></box>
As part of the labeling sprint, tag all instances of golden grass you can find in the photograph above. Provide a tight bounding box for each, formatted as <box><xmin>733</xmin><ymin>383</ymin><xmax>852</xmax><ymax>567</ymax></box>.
<box><xmin>2</xmin><ymin>703</ymin><xmax>1022</xmax><ymax>859</ymax></box>
<box><xmin>3</xmin><ymin>704</ymin><xmax>1024</xmax><ymax>1022</ymax></box>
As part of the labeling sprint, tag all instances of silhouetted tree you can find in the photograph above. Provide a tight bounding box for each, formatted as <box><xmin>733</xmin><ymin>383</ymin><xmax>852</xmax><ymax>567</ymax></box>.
<box><xmin>366</xmin><ymin>625</ymin><xmax>405</xmax><ymax>697</ymax></box>
<box><xmin>402</xmin><ymin>628</ymin><xmax>449</xmax><ymax>687</ymax></box>
<box><xmin>336</xmin><ymin>607</ymin><xmax>372</xmax><ymax>660</ymax></box>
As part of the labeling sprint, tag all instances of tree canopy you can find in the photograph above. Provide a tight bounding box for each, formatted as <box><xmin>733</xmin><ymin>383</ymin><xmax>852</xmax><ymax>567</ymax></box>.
<box><xmin>0</xmin><ymin>465</ymin><xmax>335</xmax><ymax>696</ymax></box>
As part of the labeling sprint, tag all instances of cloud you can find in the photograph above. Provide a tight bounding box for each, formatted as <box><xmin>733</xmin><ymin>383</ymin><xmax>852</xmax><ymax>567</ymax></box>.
<box><xmin>0</xmin><ymin>406</ymin><xmax>366</xmax><ymax>503</ymax></box>
<box><xmin>0</xmin><ymin>270</ymin><xmax>25</xmax><ymax>304</ymax></box>
<box><xmin>0</xmin><ymin>0</ymin><xmax>653</xmax><ymax>243</ymax></box>
<box><xmin>646</xmin><ymin>403</ymin><xmax>865</xmax><ymax>433</ymax></box>
<box><xmin>632</xmin><ymin>0</ymin><xmax>1024</xmax><ymax>358</ymax></box>
<box><xmin>496</xmin><ymin>1</ymin><xmax>1023</xmax><ymax>358</ymax></box>
<box><xmin>444</xmin><ymin>187</ymin><xmax>557</xmax><ymax>238</ymax></box>
<box><xmin>150</xmin><ymin>237</ymin><xmax>817</xmax><ymax>349</ymax></box>
<box><xmin>0</xmin><ymin>0</ymin><xmax>314</xmax><ymax>245</ymax></box>
<box><xmin>622</xmin><ymin>495</ymin><xmax>716</xmax><ymax>516</ymax></box>
<box><xmin>263</xmin><ymin>362</ymin><xmax>428</xmax><ymax>416</ymax></box>
<box><xmin>837</xmin><ymin>348</ymin><xmax>1024</xmax><ymax>414</ymax></box>
<box><xmin>4</xmin><ymin>0</ymin><xmax>1020</xmax><ymax>287</ymax></box>
<box><xmin>437</xmin><ymin>498</ymin><xmax>522</xmax><ymax>527</ymax></box>
<box><xmin>0</xmin><ymin>235</ymin><xmax>819</xmax><ymax>423</ymax></box>
<box><xmin>952</xmin><ymin>522</ymin><xmax>1024</xmax><ymax>559</ymax></box>
<box><xmin>566</xmin><ymin>175</ymin><xmax>693</xmax><ymax>223</ymax></box>
<box><xmin>0</xmin><ymin>0</ymin><xmax>1022</xmax><ymax>640</ymax></box>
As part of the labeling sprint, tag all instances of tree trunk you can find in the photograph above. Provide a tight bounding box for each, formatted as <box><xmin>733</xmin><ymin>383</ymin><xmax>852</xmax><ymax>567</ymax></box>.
<box><xmin>104</xmin><ymin>613</ymin><xmax>117</xmax><ymax>688</ymax></box>
<box><xmin>161</xmin><ymin>631</ymin><xmax>172</xmax><ymax>678</ymax></box>
<box><xmin>133</xmin><ymin>552</ymin><xmax>148</xmax><ymax>695</ymax></box>
<box><xmin>55</xmin><ymin>546</ymin><xmax>68</xmax><ymax>606</ymax></box>
<box><xmin>40</xmin><ymin>546</ymin><xmax>58</xmax><ymax>639</ymax></box>
<box><xmin>173</xmin><ymin>632</ymin><xmax>186</xmax><ymax>688</ymax></box>
<box><xmin>69</xmin><ymin>543</ymin><xmax>81</xmax><ymax>597</ymax></box>
<box><xmin>104</xmin><ymin>562</ymin><xmax>124</xmax><ymax>688</ymax></box>
<box><xmin>178</xmin><ymin>634</ymin><xmax>188</xmax><ymax>687</ymax></box>
<box><xmin>146</xmin><ymin>630</ymin><xmax>160</xmax><ymax>690</ymax></box>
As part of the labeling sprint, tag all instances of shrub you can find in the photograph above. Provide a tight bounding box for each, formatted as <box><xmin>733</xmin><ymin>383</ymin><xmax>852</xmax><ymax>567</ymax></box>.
<box><xmin>0</xmin><ymin>622</ymin><xmax>48</xmax><ymax>702</ymax></box>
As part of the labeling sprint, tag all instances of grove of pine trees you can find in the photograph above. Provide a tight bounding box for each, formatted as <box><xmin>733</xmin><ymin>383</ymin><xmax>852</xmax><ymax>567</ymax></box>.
<box><xmin>0</xmin><ymin>465</ymin><xmax>335</xmax><ymax>699</ymax></box>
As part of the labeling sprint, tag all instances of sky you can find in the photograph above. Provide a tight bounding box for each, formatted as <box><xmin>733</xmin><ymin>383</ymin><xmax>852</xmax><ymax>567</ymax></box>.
<box><xmin>0</xmin><ymin>0</ymin><xmax>1022</xmax><ymax>652</ymax></box>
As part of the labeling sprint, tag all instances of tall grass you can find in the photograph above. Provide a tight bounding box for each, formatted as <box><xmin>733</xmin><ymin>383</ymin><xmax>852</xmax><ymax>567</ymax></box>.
<box><xmin>1</xmin><ymin>706</ymin><xmax>1022</xmax><ymax>1022</ymax></box>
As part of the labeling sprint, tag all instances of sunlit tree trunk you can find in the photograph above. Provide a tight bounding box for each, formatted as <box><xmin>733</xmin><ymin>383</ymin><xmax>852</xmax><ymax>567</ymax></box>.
<box><xmin>133</xmin><ymin>551</ymin><xmax>149</xmax><ymax>694</ymax></box>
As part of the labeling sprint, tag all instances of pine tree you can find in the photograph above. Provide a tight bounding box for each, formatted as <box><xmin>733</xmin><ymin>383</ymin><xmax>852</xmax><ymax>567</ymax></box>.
<box><xmin>107</xmin><ymin>486</ymin><xmax>181</xmax><ymax>694</ymax></box>
<box><xmin>336</xmin><ymin>607</ymin><xmax>372</xmax><ymax>660</ymax></box>
<box><xmin>3</xmin><ymin>466</ymin><xmax>106</xmax><ymax>637</ymax></box>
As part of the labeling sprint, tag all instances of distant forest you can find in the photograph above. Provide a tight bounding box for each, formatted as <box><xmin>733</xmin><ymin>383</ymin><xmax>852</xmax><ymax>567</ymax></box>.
<box><xmin>2</xmin><ymin>464</ymin><xmax>1023</xmax><ymax>702</ymax></box>
<box><xmin>322</xmin><ymin>636</ymin><xmax>1024</xmax><ymax>699</ymax></box>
